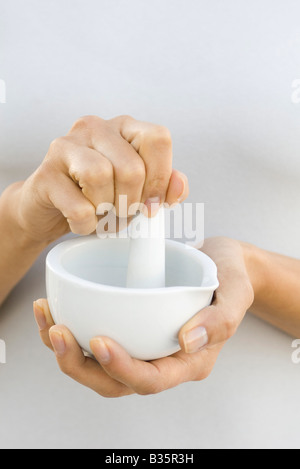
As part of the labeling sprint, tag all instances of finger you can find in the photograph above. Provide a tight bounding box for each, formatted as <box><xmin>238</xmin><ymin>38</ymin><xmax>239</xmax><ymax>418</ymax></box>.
<box><xmin>49</xmin><ymin>325</ymin><xmax>133</xmax><ymax>398</ymax></box>
<box><xmin>90</xmin><ymin>336</ymin><xmax>194</xmax><ymax>395</ymax></box>
<box><xmin>46</xmin><ymin>136</ymin><xmax>115</xmax><ymax>219</ymax></box>
<box><xmin>109</xmin><ymin>137</ymin><xmax>145</xmax><ymax>217</ymax></box>
<box><xmin>46</xmin><ymin>171</ymin><xmax>98</xmax><ymax>235</ymax></box>
<box><xmin>179</xmin><ymin>270</ymin><xmax>254</xmax><ymax>352</ymax></box>
<box><xmin>165</xmin><ymin>169</ymin><xmax>189</xmax><ymax>207</ymax></box>
<box><xmin>112</xmin><ymin>116</ymin><xmax>173</xmax><ymax>214</ymax></box>
<box><xmin>69</xmin><ymin>116</ymin><xmax>146</xmax><ymax>217</ymax></box>
<box><xmin>170</xmin><ymin>343</ymin><xmax>224</xmax><ymax>382</ymax></box>
<box><xmin>33</xmin><ymin>298</ymin><xmax>55</xmax><ymax>350</ymax></box>
<box><xmin>64</xmin><ymin>143</ymin><xmax>115</xmax><ymax>211</ymax></box>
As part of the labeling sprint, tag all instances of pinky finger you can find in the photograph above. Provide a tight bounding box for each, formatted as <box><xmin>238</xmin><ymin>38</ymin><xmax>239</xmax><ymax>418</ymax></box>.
<box><xmin>33</xmin><ymin>298</ymin><xmax>55</xmax><ymax>350</ymax></box>
<box><xmin>165</xmin><ymin>169</ymin><xmax>189</xmax><ymax>206</ymax></box>
<box><xmin>49</xmin><ymin>325</ymin><xmax>134</xmax><ymax>398</ymax></box>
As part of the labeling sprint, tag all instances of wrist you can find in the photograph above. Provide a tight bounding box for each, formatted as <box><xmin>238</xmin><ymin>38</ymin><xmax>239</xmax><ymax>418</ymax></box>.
<box><xmin>241</xmin><ymin>241</ymin><xmax>268</xmax><ymax>304</ymax></box>
<box><xmin>0</xmin><ymin>181</ymin><xmax>49</xmax><ymax>251</ymax></box>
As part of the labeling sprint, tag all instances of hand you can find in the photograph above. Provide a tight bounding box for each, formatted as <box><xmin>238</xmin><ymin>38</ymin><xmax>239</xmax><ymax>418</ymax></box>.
<box><xmin>180</xmin><ymin>237</ymin><xmax>256</xmax><ymax>352</ymax></box>
<box><xmin>33</xmin><ymin>299</ymin><xmax>223</xmax><ymax>397</ymax></box>
<box><xmin>32</xmin><ymin>237</ymin><xmax>257</xmax><ymax>397</ymax></box>
<box><xmin>16</xmin><ymin>115</ymin><xmax>188</xmax><ymax>243</ymax></box>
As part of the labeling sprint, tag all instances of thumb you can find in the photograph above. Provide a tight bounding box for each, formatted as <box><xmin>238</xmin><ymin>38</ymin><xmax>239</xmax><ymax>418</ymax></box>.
<box><xmin>178</xmin><ymin>271</ymin><xmax>254</xmax><ymax>353</ymax></box>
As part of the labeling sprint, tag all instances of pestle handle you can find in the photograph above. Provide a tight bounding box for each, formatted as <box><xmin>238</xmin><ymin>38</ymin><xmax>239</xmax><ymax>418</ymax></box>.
<box><xmin>126</xmin><ymin>207</ymin><xmax>166</xmax><ymax>288</ymax></box>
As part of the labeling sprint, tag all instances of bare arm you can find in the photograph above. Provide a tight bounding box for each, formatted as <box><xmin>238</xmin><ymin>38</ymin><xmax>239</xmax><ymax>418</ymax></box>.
<box><xmin>178</xmin><ymin>237</ymin><xmax>300</xmax><ymax>357</ymax></box>
<box><xmin>244</xmin><ymin>242</ymin><xmax>300</xmax><ymax>337</ymax></box>
<box><xmin>0</xmin><ymin>182</ymin><xmax>48</xmax><ymax>305</ymax></box>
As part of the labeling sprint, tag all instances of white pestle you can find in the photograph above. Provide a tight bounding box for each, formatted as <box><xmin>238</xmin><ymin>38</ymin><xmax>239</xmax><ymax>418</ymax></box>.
<box><xmin>126</xmin><ymin>206</ymin><xmax>166</xmax><ymax>288</ymax></box>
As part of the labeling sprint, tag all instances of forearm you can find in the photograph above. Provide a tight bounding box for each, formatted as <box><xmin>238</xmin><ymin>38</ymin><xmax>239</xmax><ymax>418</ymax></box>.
<box><xmin>0</xmin><ymin>182</ymin><xmax>48</xmax><ymax>306</ymax></box>
<box><xmin>243</xmin><ymin>242</ymin><xmax>300</xmax><ymax>337</ymax></box>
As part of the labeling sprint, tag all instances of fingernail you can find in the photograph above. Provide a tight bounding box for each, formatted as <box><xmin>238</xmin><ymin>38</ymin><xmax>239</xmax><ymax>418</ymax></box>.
<box><xmin>144</xmin><ymin>197</ymin><xmax>160</xmax><ymax>217</ymax></box>
<box><xmin>177</xmin><ymin>177</ymin><xmax>186</xmax><ymax>203</ymax></box>
<box><xmin>183</xmin><ymin>326</ymin><xmax>208</xmax><ymax>353</ymax></box>
<box><xmin>91</xmin><ymin>338</ymin><xmax>111</xmax><ymax>364</ymax></box>
<box><xmin>50</xmin><ymin>330</ymin><xmax>66</xmax><ymax>357</ymax></box>
<box><xmin>33</xmin><ymin>301</ymin><xmax>47</xmax><ymax>331</ymax></box>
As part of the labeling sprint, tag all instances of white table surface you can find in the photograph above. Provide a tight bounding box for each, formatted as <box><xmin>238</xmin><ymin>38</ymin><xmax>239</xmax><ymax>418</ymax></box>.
<box><xmin>0</xmin><ymin>216</ymin><xmax>299</xmax><ymax>449</ymax></box>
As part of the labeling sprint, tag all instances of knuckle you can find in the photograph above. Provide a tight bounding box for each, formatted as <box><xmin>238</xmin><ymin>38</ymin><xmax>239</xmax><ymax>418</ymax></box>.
<box><xmin>135</xmin><ymin>381</ymin><xmax>162</xmax><ymax>396</ymax></box>
<box><xmin>68</xmin><ymin>204</ymin><xmax>95</xmax><ymax>224</ymax></box>
<box><xmin>116</xmin><ymin>114</ymin><xmax>135</xmax><ymax>125</ymax></box>
<box><xmin>118</xmin><ymin>161</ymin><xmax>145</xmax><ymax>185</ymax></box>
<box><xmin>193</xmin><ymin>368</ymin><xmax>212</xmax><ymax>382</ymax></box>
<box><xmin>58</xmin><ymin>362</ymin><xmax>77</xmax><ymax>379</ymax></box>
<box><xmin>80</xmin><ymin>161</ymin><xmax>113</xmax><ymax>187</ymax></box>
<box><xmin>71</xmin><ymin>225</ymin><xmax>95</xmax><ymax>236</ymax></box>
<box><xmin>147</xmin><ymin>125</ymin><xmax>172</xmax><ymax>148</ymax></box>
<box><xmin>223</xmin><ymin>315</ymin><xmax>238</xmax><ymax>341</ymax></box>
<box><xmin>48</xmin><ymin>136</ymin><xmax>67</xmax><ymax>155</ymax></box>
<box><xmin>70</xmin><ymin>115</ymin><xmax>103</xmax><ymax>133</ymax></box>
<box><xmin>107</xmin><ymin>115</ymin><xmax>136</xmax><ymax>136</ymax></box>
<box><xmin>100</xmin><ymin>160</ymin><xmax>114</xmax><ymax>182</ymax></box>
<box><xmin>156</xmin><ymin>125</ymin><xmax>172</xmax><ymax>141</ymax></box>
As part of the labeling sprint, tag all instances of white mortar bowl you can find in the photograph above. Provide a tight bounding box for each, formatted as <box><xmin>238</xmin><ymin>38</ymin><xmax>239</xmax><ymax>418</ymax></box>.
<box><xmin>46</xmin><ymin>235</ymin><xmax>219</xmax><ymax>360</ymax></box>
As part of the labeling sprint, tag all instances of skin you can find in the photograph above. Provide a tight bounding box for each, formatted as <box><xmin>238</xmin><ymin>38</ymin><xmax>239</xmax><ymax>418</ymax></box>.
<box><xmin>31</xmin><ymin>237</ymin><xmax>300</xmax><ymax>397</ymax></box>
<box><xmin>1</xmin><ymin>114</ymin><xmax>300</xmax><ymax>397</ymax></box>
<box><xmin>0</xmin><ymin>115</ymin><xmax>188</xmax><ymax>305</ymax></box>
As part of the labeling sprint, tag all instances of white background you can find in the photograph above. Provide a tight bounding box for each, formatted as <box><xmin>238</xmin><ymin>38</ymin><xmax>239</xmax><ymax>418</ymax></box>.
<box><xmin>1</xmin><ymin>0</ymin><xmax>300</xmax><ymax>449</ymax></box>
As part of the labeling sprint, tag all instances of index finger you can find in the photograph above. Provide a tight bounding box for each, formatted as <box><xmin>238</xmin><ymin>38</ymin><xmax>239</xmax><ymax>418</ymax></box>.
<box><xmin>90</xmin><ymin>336</ymin><xmax>195</xmax><ymax>395</ymax></box>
